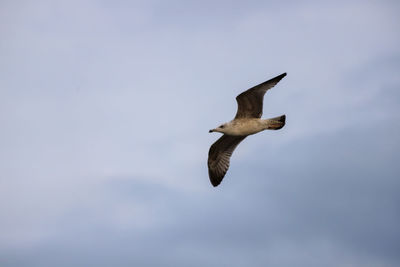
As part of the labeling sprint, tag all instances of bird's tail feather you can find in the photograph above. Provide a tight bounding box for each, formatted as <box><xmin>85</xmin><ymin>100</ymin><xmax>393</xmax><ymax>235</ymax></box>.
<box><xmin>264</xmin><ymin>115</ymin><xmax>286</xmax><ymax>130</ymax></box>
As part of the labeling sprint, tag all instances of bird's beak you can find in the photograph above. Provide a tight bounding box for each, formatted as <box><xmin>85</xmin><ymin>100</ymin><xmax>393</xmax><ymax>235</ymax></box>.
<box><xmin>209</xmin><ymin>129</ymin><xmax>214</xmax><ymax>133</ymax></box>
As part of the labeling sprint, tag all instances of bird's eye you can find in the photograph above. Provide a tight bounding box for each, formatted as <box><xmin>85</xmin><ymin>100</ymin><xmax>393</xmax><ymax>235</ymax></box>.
<box><xmin>219</xmin><ymin>125</ymin><xmax>225</xmax><ymax>128</ymax></box>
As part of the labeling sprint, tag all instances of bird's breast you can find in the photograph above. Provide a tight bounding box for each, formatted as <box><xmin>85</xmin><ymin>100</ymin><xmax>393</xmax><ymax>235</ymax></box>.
<box><xmin>228</xmin><ymin>119</ymin><xmax>265</xmax><ymax>136</ymax></box>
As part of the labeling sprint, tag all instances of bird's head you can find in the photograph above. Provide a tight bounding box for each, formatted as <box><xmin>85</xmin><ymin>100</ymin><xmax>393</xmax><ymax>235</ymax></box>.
<box><xmin>209</xmin><ymin>123</ymin><xmax>229</xmax><ymax>134</ymax></box>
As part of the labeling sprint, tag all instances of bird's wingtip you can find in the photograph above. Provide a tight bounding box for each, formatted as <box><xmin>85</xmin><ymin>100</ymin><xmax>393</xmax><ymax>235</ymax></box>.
<box><xmin>209</xmin><ymin>173</ymin><xmax>222</xmax><ymax>187</ymax></box>
<box><xmin>211</xmin><ymin>181</ymin><xmax>220</xmax><ymax>187</ymax></box>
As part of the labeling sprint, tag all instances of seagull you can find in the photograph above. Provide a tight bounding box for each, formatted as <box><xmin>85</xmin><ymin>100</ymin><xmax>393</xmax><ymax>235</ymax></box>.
<box><xmin>208</xmin><ymin>73</ymin><xmax>287</xmax><ymax>187</ymax></box>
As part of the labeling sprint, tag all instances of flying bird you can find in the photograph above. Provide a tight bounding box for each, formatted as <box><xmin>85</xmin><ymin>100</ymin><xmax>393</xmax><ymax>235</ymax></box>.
<box><xmin>208</xmin><ymin>73</ymin><xmax>287</xmax><ymax>187</ymax></box>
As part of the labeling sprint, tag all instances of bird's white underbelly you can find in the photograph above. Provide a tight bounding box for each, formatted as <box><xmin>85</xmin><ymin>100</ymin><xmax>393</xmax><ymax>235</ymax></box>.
<box><xmin>226</xmin><ymin>119</ymin><xmax>266</xmax><ymax>136</ymax></box>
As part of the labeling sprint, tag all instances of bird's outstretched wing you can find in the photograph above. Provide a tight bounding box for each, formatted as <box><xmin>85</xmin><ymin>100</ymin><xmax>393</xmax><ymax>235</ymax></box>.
<box><xmin>208</xmin><ymin>134</ymin><xmax>246</xmax><ymax>187</ymax></box>
<box><xmin>235</xmin><ymin>73</ymin><xmax>286</xmax><ymax>119</ymax></box>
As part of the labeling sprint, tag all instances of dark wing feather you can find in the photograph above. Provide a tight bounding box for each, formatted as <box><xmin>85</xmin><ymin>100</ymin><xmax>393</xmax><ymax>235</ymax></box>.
<box><xmin>208</xmin><ymin>135</ymin><xmax>246</xmax><ymax>187</ymax></box>
<box><xmin>235</xmin><ymin>73</ymin><xmax>286</xmax><ymax>119</ymax></box>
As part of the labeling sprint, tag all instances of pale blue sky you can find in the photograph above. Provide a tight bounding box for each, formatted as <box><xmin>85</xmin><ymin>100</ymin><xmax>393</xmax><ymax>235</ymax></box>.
<box><xmin>1</xmin><ymin>0</ymin><xmax>399</xmax><ymax>266</ymax></box>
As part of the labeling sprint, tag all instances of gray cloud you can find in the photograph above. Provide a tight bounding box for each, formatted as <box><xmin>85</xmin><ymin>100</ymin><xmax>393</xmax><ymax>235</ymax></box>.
<box><xmin>1</xmin><ymin>0</ymin><xmax>399</xmax><ymax>266</ymax></box>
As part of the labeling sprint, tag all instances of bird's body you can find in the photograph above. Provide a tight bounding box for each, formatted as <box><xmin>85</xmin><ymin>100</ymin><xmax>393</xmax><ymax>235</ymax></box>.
<box><xmin>210</xmin><ymin>116</ymin><xmax>286</xmax><ymax>136</ymax></box>
<box><xmin>208</xmin><ymin>73</ymin><xmax>287</xmax><ymax>187</ymax></box>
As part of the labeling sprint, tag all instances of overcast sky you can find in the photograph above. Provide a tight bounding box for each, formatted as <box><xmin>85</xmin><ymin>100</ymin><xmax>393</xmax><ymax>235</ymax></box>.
<box><xmin>1</xmin><ymin>0</ymin><xmax>399</xmax><ymax>266</ymax></box>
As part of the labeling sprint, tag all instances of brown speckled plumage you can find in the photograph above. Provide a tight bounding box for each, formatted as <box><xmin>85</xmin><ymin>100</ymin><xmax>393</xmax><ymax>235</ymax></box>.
<box><xmin>208</xmin><ymin>73</ymin><xmax>287</xmax><ymax>187</ymax></box>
